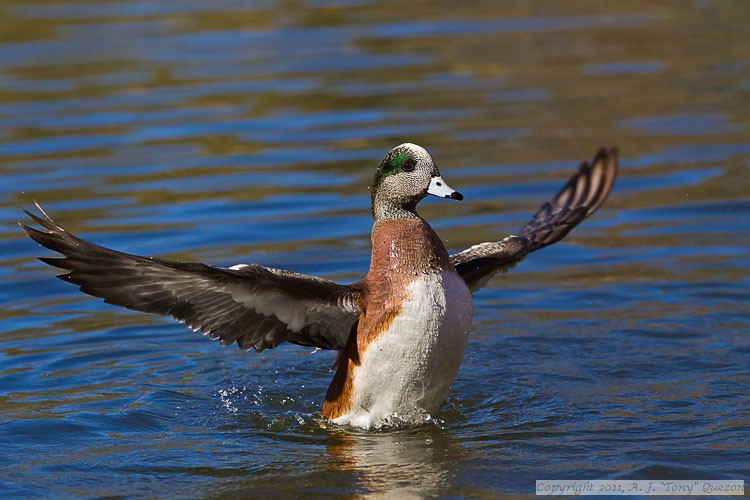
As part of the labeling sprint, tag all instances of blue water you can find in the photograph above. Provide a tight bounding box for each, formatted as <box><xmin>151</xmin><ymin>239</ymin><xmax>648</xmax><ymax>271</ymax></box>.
<box><xmin>1</xmin><ymin>1</ymin><xmax>749</xmax><ymax>498</ymax></box>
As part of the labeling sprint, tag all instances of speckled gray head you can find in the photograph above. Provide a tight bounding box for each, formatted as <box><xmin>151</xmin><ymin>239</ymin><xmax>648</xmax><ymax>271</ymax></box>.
<box><xmin>371</xmin><ymin>143</ymin><xmax>462</xmax><ymax>221</ymax></box>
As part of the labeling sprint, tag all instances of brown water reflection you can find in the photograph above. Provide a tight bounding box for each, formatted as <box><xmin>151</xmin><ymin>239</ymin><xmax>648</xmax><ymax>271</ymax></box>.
<box><xmin>324</xmin><ymin>429</ymin><xmax>462</xmax><ymax>498</ymax></box>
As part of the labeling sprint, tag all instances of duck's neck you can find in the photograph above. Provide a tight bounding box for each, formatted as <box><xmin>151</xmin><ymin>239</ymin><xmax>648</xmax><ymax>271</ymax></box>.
<box><xmin>371</xmin><ymin>200</ymin><xmax>419</xmax><ymax>223</ymax></box>
<box><xmin>372</xmin><ymin>207</ymin><xmax>417</xmax><ymax>222</ymax></box>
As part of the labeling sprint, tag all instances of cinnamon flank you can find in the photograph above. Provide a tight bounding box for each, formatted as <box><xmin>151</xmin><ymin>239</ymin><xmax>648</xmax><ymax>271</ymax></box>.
<box><xmin>322</xmin><ymin>217</ymin><xmax>451</xmax><ymax>420</ymax></box>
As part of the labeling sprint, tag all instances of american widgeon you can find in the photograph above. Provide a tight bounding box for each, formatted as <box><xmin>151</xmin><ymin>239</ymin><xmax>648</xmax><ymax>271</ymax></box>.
<box><xmin>21</xmin><ymin>143</ymin><xmax>618</xmax><ymax>429</ymax></box>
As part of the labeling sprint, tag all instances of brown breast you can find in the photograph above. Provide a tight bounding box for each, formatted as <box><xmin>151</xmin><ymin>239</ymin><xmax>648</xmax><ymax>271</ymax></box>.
<box><xmin>323</xmin><ymin>217</ymin><xmax>453</xmax><ymax>419</ymax></box>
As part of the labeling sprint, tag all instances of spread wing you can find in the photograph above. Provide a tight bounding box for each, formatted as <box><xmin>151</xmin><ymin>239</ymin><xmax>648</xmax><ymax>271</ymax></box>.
<box><xmin>20</xmin><ymin>204</ymin><xmax>363</xmax><ymax>352</ymax></box>
<box><xmin>451</xmin><ymin>147</ymin><xmax>618</xmax><ymax>292</ymax></box>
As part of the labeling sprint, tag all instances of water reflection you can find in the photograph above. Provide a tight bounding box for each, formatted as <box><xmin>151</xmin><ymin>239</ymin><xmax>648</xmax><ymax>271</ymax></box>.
<box><xmin>326</xmin><ymin>428</ymin><xmax>464</xmax><ymax>498</ymax></box>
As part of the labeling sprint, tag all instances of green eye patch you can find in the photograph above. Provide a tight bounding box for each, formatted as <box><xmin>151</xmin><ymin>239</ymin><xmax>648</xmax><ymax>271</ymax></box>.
<box><xmin>382</xmin><ymin>150</ymin><xmax>416</xmax><ymax>176</ymax></box>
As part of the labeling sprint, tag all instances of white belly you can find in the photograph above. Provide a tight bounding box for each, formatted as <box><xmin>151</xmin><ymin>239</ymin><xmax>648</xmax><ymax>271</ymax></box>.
<box><xmin>333</xmin><ymin>270</ymin><xmax>473</xmax><ymax>429</ymax></box>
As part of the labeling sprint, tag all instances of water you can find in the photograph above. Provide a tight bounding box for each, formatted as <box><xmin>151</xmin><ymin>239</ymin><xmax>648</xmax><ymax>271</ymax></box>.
<box><xmin>1</xmin><ymin>1</ymin><xmax>749</xmax><ymax>497</ymax></box>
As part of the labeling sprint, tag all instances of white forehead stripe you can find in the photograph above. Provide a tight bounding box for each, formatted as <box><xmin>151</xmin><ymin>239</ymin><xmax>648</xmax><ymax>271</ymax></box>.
<box><xmin>393</xmin><ymin>143</ymin><xmax>433</xmax><ymax>163</ymax></box>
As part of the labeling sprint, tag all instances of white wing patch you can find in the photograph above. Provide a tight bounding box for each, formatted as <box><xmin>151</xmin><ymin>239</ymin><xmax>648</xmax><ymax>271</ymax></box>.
<box><xmin>223</xmin><ymin>263</ymin><xmax>357</xmax><ymax>332</ymax></box>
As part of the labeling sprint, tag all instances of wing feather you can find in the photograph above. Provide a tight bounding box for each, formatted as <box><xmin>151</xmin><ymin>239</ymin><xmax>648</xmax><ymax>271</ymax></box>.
<box><xmin>21</xmin><ymin>204</ymin><xmax>363</xmax><ymax>352</ymax></box>
<box><xmin>450</xmin><ymin>147</ymin><xmax>618</xmax><ymax>292</ymax></box>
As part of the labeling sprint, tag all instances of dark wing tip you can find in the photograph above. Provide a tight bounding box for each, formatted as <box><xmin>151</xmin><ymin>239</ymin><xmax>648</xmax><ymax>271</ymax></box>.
<box><xmin>586</xmin><ymin>146</ymin><xmax>619</xmax><ymax>216</ymax></box>
<box><xmin>594</xmin><ymin>146</ymin><xmax>618</xmax><ymax>160</ymax></box>
<box><xmin>520</xmin><ymin>146</ymin><xmax>619</xmax><ymax>249</ymax></box>
<box><xmin>19</xmin><ymin>202</ymin><xmax>66</xmax><ymax>236</ymax></box>
<box><xmin>556</xmin><ymin>145</ymin><xmax>618</xmax><ymax>217</ymax></box>
<box><xmin>19</xmin><ymin>203</ymin><xmax>77</xmax><ymax>262</ymax></box>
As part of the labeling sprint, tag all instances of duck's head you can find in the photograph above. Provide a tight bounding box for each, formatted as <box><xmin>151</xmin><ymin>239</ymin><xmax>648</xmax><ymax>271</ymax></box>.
<box><xmin>371</xmin><ymin>143</ymin><xmax>462</xmax><ymax>221</ymax></box>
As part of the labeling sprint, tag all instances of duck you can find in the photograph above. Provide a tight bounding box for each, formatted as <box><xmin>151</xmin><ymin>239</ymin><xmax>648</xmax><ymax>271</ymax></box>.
<box><xmin>21</xmin><ymin>143</ymin><xmax>618</xmax><ymax>429</ymax></box>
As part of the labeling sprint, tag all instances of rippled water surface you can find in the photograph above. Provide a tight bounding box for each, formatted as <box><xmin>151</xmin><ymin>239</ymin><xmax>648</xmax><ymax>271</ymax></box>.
<box><xmin>2</xmin><ymin>1</ymin><xmax>749</xmax><ymax>498</ymax></box>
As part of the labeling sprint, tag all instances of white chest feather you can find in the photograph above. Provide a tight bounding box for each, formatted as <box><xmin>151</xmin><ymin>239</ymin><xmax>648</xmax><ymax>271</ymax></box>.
<box><xmin>333</xmin><ymin>270</ymin><xmax>473</xmax><ymax>429</ymax></box>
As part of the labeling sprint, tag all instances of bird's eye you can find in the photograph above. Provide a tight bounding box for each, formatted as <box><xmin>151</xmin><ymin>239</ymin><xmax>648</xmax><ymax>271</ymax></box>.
<box><xmin>402</xmin><ymin>159</ymin><xmax>416</xmax><ymax>172</ymax></box>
